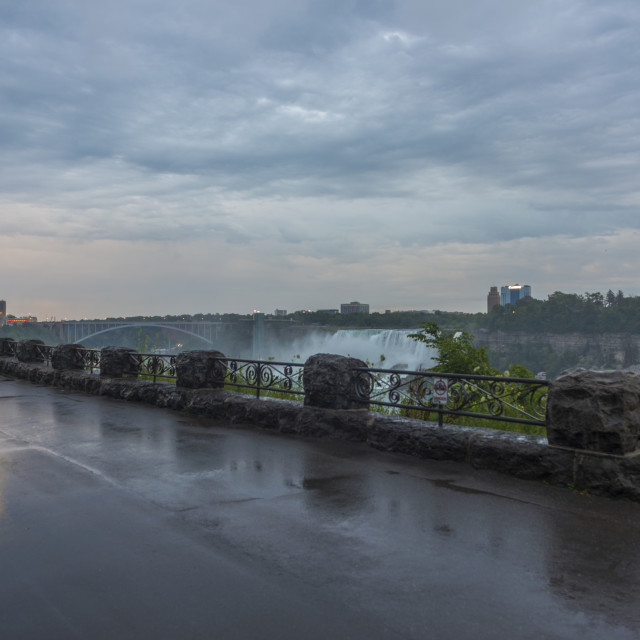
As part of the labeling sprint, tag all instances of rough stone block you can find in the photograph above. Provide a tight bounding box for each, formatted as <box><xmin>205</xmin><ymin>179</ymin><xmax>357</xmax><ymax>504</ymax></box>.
<box><xmin>303</xmin><ymin>353</ymin><xmax>370</xmax><ymax>410</ymax></box>
<box><xmin>0</xmin><ymin>337</ymin><xmax>16</xmax><ymax>356</ymax></box>
<box><xmin>52</xmin><ymin>343</ymin><xmax>86</xmax><ymax>370</ymax></box>
<box><xmin>16</xmin><ymin>339</ymin><xmax>46</xmax><ymax>363</ymax></box>
<box><xmin>100</xmin><ymin>346</ymin><xmax>140</xmax><ymax>378</ymax></box>
<box><xmin>175</xmin><ymin>350</ymin><xmax>226</xmax><ymax>389</ymax></box>
<box><xmin>547</xmin><ymin>368</ymin><xmax>640</xmax><ymax>455</ymax></box>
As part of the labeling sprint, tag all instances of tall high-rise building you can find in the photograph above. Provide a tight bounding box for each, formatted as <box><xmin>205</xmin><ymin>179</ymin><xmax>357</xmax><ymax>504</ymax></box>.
<box><xmin>487</xmin><ymin>287</ymin><xmax>500</xmax><ymax>312</ymax></box>
<box><xmin>500</xmin><ymin>284</ymin><xmax>531</xmax><ymax>306</ymax></box>
<box><xmin>0</xmin><ymin>300</ymin><xmax>6</xmax><ymax>325</ymax></box>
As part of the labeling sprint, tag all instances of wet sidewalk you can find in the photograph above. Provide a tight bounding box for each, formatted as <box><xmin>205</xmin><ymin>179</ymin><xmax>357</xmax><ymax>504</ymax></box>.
<box><xmin>1</xmin><ymin>376</ymin><xmax>639</xmax><ymax>639</ymax></box>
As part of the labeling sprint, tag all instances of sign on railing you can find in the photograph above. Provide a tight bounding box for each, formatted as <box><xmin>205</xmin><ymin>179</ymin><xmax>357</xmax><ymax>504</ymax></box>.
<box><xmin>355</xmin><ymin>367</ymin><xmax>548</xmax><ymax>428</ymax></box>
<box><xmin>1</xmin><ymin>343</ymin><xmax>548</xmax><ymax>429</ymax></box>
<box><xmin>432</xmin><ymin>378</ymin><xmax>448</xmax><ymax>405</ymax></box>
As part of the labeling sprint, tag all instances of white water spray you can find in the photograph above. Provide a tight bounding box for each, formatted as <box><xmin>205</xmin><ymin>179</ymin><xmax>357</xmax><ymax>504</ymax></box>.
<box><xmin>274</xmin><ymin>329</ymin><xmax>435</xmax><ymax>371</ymax></box>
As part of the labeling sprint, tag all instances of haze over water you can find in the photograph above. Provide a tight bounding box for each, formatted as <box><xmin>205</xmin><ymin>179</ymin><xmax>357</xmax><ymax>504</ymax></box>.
<box><xmin>274</xmin><ymin>329</ymin><xmax>435</xmax><ymax>371</ymax></box>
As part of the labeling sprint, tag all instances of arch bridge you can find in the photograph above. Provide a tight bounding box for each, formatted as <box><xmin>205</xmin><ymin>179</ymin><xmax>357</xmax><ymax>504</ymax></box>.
<box><xmin>40</xmin><ymin>321</ymin><xmax>225</xmax><ymax>347</ymax></box>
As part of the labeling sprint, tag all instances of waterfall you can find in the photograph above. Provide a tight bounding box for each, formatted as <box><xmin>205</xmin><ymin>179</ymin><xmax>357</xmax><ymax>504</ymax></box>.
<box><xmin>275</xmin><ymin>329</ymin><xmax>435</xmax><ymax>371</ymax></box>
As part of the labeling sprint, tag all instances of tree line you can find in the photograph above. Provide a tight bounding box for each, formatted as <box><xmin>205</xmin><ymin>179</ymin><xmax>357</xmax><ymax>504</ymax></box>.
<box><xmin>82</xmin><ymin>290</ymin><xmax>640</xmax><ymax>334</ymax></box>
<box><xmin>481</xmin><ymin>290</ymin><xmax>640</xmax><ymax>333</ymax></box>
<box><xmin>425</xmin><ymin>290</ymin><xmax>639</xmax><ymax>334</ymax></box>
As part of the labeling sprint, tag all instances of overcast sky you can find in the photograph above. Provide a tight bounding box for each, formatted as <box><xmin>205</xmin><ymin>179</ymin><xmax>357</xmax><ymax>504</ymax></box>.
<box><xmin>1</xmin><ymin>0</ymin><xmax>639</xmax><ymax>319</ymax></box>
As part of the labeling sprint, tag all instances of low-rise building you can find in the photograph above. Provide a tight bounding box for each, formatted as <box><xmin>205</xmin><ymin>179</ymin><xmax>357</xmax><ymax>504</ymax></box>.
<box><xmin>340</xmin><ymin>301</ymin><xmax>370</xmax><ymax>314</ymax></box>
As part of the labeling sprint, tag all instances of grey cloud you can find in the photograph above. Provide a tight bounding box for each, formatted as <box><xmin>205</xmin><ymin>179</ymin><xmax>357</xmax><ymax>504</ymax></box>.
<box><xmin>1</xmin><ymin>0</ymin><xmax>639</xmax><ymax>248</ymax></box>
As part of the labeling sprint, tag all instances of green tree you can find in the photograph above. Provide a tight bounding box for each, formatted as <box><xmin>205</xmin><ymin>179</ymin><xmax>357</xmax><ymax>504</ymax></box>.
<box><xmin>135</xmin><ymin>328</ymin><xmax>150</xmax><ymax>352</ymax></box>
<box><xmin>408</xmin><ymin>321</ymin><xmax>497</xmax><ymax>375</ymax></box>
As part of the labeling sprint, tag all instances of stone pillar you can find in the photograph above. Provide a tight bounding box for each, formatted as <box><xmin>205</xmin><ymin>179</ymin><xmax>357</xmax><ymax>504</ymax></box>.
<box><xmin>52</xmin><ymin>344</ymin><xmax>86</xmax><ymax>370</ymax></box>
<box><xmin>547</xmin><ymin>369</ymin><xmax>640</xmax><ymax>456</ymax></box>
<box><xmin>0</xmin><ymin>337</ymin><xmax>16</xmax><ymax>356</ymax></box>
<box><xmin>100</xmin><ymin>346</ymin><xmax>140</xmax><ymax>378</ymax></box>
<box><xmin>303</xmin><ymin>353</ymin><xmax>370</xmax><ymax>410</ymax></box>
<box><xmin>16</xmin><ymin>339</ymin><xmax>46</xmax><ymax>363</ymax></box>
<box><xmin>176</xmin><ymin>350</ymin><xmax>226</xmax><ymax>389</ymax></box>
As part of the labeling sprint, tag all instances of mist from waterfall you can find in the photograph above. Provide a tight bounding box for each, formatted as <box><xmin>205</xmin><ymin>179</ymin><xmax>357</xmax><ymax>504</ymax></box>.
<box><xmin>272</xmin><ymin>329</ymin><xmax>435</xmax><ymax>371</ymax></box>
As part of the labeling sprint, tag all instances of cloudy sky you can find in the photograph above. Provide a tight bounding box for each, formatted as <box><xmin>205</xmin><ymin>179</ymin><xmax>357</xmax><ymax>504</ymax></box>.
<box><xmin>1</xmin><ymin>0</ymin><xmax>639</xmax><ymax>319</ymax></box>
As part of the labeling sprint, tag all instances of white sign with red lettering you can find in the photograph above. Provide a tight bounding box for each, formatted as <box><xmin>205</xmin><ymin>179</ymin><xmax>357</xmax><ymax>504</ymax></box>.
<box><xmin>432</xmin><ymin>378</ymin><xmax>448</xmax><ymax>405</ymax></box>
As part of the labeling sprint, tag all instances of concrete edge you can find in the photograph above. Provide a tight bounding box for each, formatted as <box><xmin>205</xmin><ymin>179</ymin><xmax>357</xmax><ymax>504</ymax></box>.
<box><xmin>1</xmin><ymin>356</ymin><xmax>639</xmax><ymax>502</ymax></box>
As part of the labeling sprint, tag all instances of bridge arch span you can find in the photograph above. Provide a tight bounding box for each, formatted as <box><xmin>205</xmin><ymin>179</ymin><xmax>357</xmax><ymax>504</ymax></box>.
<box><xmin>71</xmin><ymin>323</ymin><xmax>215</xmax><ymax>347</ymax></box>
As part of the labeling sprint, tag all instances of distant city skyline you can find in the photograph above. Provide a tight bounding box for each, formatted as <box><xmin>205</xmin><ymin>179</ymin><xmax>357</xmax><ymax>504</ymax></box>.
<box><xmin>6</xmin><ymin>283</ymin><xmax>640</xmax><ymax>322</ymax></box>
<box><xmin>2</xmin><ymin>1</ymin><xmax>639</xmax><ymax>320</ymax></box>
<box><xmin>6</xmin><ymin>283</ymin><xmax>637</xmax><ymax>323</ymax></box>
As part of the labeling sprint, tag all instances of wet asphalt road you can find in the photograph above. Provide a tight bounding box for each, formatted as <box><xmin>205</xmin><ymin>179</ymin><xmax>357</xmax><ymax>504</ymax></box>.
<box><xmin>0</xmin><ymin>376</ymin><xmax>639</xmax><ymax>639</ymax></box>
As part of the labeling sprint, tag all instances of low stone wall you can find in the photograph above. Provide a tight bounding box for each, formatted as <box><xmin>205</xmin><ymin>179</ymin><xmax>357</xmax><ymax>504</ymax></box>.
<box><xmin>0</xmin><ymin>343</ymin><xmax>639</xmax><ymax>502</ymax></box>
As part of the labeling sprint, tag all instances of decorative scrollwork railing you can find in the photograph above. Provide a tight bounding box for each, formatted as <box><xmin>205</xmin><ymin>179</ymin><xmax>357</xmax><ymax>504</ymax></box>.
<box><xmin>0</xmin><ymin>340</ymin><xmax>548</xmax><ymax>429</ymax></box>
<box><xmin>223</xmin><ymin>358</ymin><xmax>304</xmax><ymax>400</ymax></box>
<box><xmin>356</xmin><ymin>367</ymin><xmax>548</xmax><ymax>427</ymax></box>
<box><xmin>77</xmin><ymin>348</ymin><xmax>101</xmax><ymax>372</ymax></box>
<box><xmin>34</xmin><ymin>344</ymin><xmax>54</xmax><ymax>365</ymax></box>
<box><xmin>134</xmin><ymin>353</ymin><xmax>177</xmax><ymax>382</ymax></box>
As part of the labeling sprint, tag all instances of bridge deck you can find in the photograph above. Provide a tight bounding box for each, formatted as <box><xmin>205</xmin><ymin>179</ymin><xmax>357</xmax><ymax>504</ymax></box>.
<box><xmin>40</xmin><ymin>320</ymin><xmax>225</xmax><ymax>345</ymax></box>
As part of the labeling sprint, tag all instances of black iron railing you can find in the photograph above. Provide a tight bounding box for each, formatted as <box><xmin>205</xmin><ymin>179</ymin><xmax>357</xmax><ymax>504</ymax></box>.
<box><xmin>132</xmin><ymin>353</ymin><xmax>177</xmax><ymax>383</ymax></box>
<box><xmin>355</xmin><ymin>367</ymin><xmax>548</xmax><ymax>428</ymax></box>
<box><xmin>1</xmin><ymin>343</ymin><xmax>548</xmax><ymax>428</ymax></box>
<box><xmin>77</xmin><ymin>348</ymin><xmax>101</xmax><ymax>372</ymax></box>
<box><xmin>33</xmin><ymin>343</ymin><xmax>54</xmax><ymax>364</ymax></box>
<box><xmin>223</xmin><ymin>358</ymin><xmax>304</xmax><ymax>399</ymax></box>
